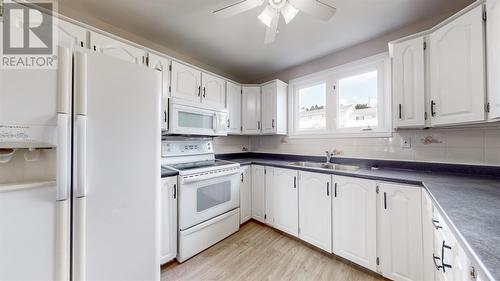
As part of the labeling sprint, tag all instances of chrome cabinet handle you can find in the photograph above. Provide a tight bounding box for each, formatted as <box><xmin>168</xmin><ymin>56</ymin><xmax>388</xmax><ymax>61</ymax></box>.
<box><xmin>203</xmin><ymin>87</ymin><xmax>206</xmax><ymax>98</ymax></box>
<box><xmin>173</xmin><ymin>184</ymin><xmax>177</xmax><ymax>199</ymax></box>
<box><xmin>198</xmin><ymin>86</ymin><xmax>201</xmax><ymax>97</ymax></box>
<box><xmin>272</xmin><ymin>119</ymin><xmax>275</xmax><ymax>128</ymax></box>
<box><xmin>384</xmin><ymin>192</ymin><xmax>387</xmax><ymax>209</ymax></box>
<box><xmin>326</xmin><ymin>182</ymin><xmax>330</xmax><ymax>196</ymax></box>
<box><xmin>334</xmin><ymin>183</ymin><xmax>337</xmax><ymax>197</ymax></box>
<box><xmin>399</xmin><ymin>104</ymin><xmax>402</xmax><ymax>119</ymax></box>
<box><xmin>431</xmin><ymin>100</ymin><xmax>436</xmax><ymax>117</ymax></box>
<box><xmin>432</xmin><ymin>219</ymin><xmax>443</xmax><ymax>230</ymax></box>
<box><xmin>293</xmin><ymin>176</ymin><xmax>297</xmax><ymax>189</ymax></box>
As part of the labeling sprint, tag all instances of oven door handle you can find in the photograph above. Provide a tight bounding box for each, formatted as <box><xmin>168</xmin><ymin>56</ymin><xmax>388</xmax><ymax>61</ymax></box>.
<box><xmin>181</xmin><ymin>169</ymin><xmax>240</xmax><ymax>184</ymax></box>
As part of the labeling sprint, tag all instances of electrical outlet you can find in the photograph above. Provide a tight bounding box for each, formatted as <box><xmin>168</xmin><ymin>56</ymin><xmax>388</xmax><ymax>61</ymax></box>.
<box><xmin>400</xmin><ymin>136</ymin><xmax>411</xmax><ymax>148</ymax></box>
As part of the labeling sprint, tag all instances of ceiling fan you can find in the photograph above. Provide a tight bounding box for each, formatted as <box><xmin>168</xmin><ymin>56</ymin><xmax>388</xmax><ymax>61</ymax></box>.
<box><xmin>213</xmin><ymin>0</ymin><xmax>337</xmax><ymax>44</ymax></box>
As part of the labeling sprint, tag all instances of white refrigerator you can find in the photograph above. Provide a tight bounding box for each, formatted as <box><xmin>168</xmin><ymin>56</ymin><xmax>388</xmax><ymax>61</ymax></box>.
<box><xmin>0</xmin><ymin>21</ymin><xmax>161</xmax><ymax>280</ymax></box>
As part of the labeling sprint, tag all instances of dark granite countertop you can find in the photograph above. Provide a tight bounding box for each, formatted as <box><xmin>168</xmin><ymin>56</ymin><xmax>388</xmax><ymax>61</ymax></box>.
<box><xmin>220</xmin><ymin>155</ymin><xmax>500</xmax><ymax>281</ymax></box>
<box><xmin>161</xmin><ymin>167</ymin><xmax>178</xmax><ymax>178</ymax></box>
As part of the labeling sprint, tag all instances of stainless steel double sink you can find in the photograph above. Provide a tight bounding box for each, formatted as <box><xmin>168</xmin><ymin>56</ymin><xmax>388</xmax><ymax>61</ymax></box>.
<box><xmin>288</xmin><ymin>161</ymin><xmax>360</xmax><ymax>171</ymax></box>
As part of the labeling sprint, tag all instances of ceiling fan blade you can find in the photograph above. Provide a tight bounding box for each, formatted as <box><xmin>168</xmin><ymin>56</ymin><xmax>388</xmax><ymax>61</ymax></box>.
<box><xmin>264</xmin><ymin>12</ymin><xmax>279</xmax><ymax>44</ymax></box>
<box><xmin>213</xmin><ymin>0</ymin><xmax>265</xmax><ymax>18</ymax></box>
<box><xmin>289</xmin><ymin>0</ymin><xmax>337</xmax><ymax>21</ymax></box>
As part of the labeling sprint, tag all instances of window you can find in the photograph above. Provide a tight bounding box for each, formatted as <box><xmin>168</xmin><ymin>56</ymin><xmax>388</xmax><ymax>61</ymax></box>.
<box><xmin>338</xmin><ymin>70</ymin><xmax>378</xmax><ymax>129</ymax></box>
<box><xmin>298</xmin><ymin>83</ymin><xmax>326</xmax><ymax>130</ymax></box>
<box><xmin>289</xmin><ymin>53</ymin><xmax>391</xmax><ymax>138</ymax></box>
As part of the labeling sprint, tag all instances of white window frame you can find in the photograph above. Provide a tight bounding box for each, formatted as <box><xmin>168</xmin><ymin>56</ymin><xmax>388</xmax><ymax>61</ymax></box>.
<box><xmin>288</xmin><ymin>53</ymin><xmax>392</xmax><ymax>138</ymax></box>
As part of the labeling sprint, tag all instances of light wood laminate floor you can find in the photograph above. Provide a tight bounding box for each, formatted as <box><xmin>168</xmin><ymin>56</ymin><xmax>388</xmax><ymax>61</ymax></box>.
<box><xmin>162</xmin><ymin>221</ymin><xmax>385</xmax><ymax>281</ymax></box>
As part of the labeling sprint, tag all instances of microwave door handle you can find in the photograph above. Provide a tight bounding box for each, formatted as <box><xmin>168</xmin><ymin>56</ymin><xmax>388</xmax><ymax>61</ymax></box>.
<box><xmin>213</xmin><ymin>113</ymin><xmax>218</xmax><ymax>133</ymax></box>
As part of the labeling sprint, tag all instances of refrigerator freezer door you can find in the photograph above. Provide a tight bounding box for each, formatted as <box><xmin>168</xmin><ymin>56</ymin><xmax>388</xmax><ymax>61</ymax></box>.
<box><xmin>0</xmin><ymin>182</ymin><xmax>57</xmax><ymax>280</ymax></box>
<box><xmin>73</xmin><ymin>50</ymin><xmax>161</xmax><ymax>281</ymax></box>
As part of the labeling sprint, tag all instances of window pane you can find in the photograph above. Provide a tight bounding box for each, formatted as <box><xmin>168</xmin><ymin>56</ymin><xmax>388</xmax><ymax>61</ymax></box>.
<box><xmin>338</xmin><ymin>71</ymin><xmax>378</xmax><ymax>129</ymax></box>
<box><xmin>298</xmin><ymin>83</ymin><xmax>326</xmax><ymax>130</ymax></box>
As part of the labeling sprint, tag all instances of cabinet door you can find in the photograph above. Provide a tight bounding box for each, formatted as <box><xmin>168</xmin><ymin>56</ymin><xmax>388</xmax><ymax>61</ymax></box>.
<box><xmin>242</xmin><ymin>86</ymin><xmax>261</xmax><ymax>134</ymax></box>
<box><xmin>226</xmin><ymin>82</ymin><xmax>242</xmax><ymax>134</ymax></box>
<box><xmin>272</xmin><ymin>168</ymin><xmax>299</xmax><ymax>237</ymax></box>
<box><xmin>264</xmin><ymin>166</ymin><xmax>274</xmax><ymax>226</ymax></box>
<box><xmin>392</xmin><ymin>37</ymin><xmax>426</xmax><ymax>128</ymax></box>
<box><xmin>298</xmin><ymin>171</ymin><xmax>332</xmax><ymax>252</ymax></box>
<box><xmin>332</xmin><ymin>176</ymin><xmax>377</xmax><ymax>271</ymax></box>
<box><xmin>429</xmin><ymin>6</ymin><xmax>485</xmax><ymax>126</ymax></box>
<box><xmin>378</xmin><ymin>182</ymin><xmax>423</xmax><ymax>281</ymax></box>
<box><xmin>422</xmin><ymin>190</ymin><xmax>436</xmax><ymax>281</ymax></box>
<box><xmin>148</xmin><ymin>53</ymin><xmax>170</xmax><ymax>130</ymax></box>
<box><xmin>261</xmin><ymin>82</ymin><xmax>277</xmax><ymax>134</ymax></box>
<box><xmin>201</xmin><ymin>72</ymin><xmax>226</xmax><ymax>108</ymax></box>
<box><xmin>160</xmin><ymin>176</ymin><xmax>177</xmax><ymax>264</ymax></box>
<box><xmin>240</xmin><ymin>166</ymin><xmax>252</xmax><ymax>224</ymax></box>
<box><xmin>90</xmin><ymin>31</ymin><xmax>146</xmax><ymax>64</ymax></box>
<box><xmin>171</xmin><ymin>61</ymin><xmax>202</xmax><ymax>103</ymax></box>
<box><xmin>487</xmin><ymin>0</ymin><xmax>500</xmax><ymax>119</ymax></box>
<box><xmin>251</xmin><ymin>165</ymin><xmax>266</xmax><ymax>223</ymax></box>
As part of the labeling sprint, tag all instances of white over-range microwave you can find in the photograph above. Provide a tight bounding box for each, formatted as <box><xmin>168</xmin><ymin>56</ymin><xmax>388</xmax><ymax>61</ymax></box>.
<box><xmin>166</xmin><ymin>98</ymin><xmax>228</xmax><ymax>136</ymax></box>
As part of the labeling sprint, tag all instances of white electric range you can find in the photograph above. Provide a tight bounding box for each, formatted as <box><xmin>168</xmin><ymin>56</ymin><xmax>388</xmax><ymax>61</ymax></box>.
<box><xmin>161</xmin><ymin>138</ymin><xmax>240</xmax><ymax>262</ymax></box>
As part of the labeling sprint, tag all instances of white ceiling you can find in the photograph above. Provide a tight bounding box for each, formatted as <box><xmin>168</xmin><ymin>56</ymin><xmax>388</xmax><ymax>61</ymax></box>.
<box><xmin>59</xmin><ymin>0</ymin><xmax>473</xmax><ymax>82</ymax></box>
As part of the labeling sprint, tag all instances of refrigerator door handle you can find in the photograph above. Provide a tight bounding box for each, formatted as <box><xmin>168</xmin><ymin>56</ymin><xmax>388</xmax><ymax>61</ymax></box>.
<box><xmin>75</xmin><ymin>115</ymin><xmax>87</xmax><ymax>198</ymax></box>
<box><xmin>56</xmin><ymin>114</ymin><xmax>70</xmax><ymax>201</ymax></box>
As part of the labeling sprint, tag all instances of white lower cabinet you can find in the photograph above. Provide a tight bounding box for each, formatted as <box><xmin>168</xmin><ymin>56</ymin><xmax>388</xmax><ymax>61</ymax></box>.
<box><xmin>422</xmin><ymin>190</ymin><xmax>436</xmax><ymax>281</ymax></box>
<box><xmin>378</xmin><ymin>182</ymin><xmax>423</xmax><ymax>281</ymax></box>
<box><xmin>160</xmin><ymin>176</ymin><xmax>177</xmax><ymax>264</ymax></box>
<box><xmin>298</xmin><ymin>171</ymin><xmax>332</xmax><ymax>252</ymax></box>
<box><xmin>240</xmin><ymin>166</ymin><xmax>252</xmax><ymax>224</ymax></box>
<box><xmin>269</xmin><ymin>168</ymin><xmax>299</xmax><ymax>236</ymax></box>
<box><xmin>332</xmin><ymin>176</ymin><xmax>377</xmax><ymax>271</ymax></box>
<box><xmin>251</xmin><ymin>165</ymin><xmax>266</xmax><ymax>223</ymax></box>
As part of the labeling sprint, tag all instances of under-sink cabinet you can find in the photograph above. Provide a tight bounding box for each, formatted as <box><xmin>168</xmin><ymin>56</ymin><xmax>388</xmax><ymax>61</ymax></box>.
<box><xmin>332</xmin><ymin>176</ymin><xmax>377</xmax><ymax>271</ymax></box>
<box><xmin>298</xmin><ymin>171</ymin><xmax>332</xmax><ymax>252</ymax></box>
<box><xmin>160</xmin><ymin>176</ymin><xmax>177</xmax><ymax>265</ymax></box>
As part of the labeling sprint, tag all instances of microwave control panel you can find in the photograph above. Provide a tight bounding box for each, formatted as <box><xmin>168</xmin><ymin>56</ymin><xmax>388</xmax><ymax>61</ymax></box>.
<box><xmin>162</xmin><ymin>140</ymin><xmax>213</xmax><ymax>157</ymax></box>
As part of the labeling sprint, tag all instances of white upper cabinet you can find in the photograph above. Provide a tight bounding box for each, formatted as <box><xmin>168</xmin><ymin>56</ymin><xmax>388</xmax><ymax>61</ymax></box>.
<box><xmin>271</xmin><ymin>168</ymin><xmax>298</xmax><ymax>237</ymax></box>
<box><xmin>487</xmin><ymin>0</ymin><xmax>500</xmax><ymax>120</ymax></box>
<box><xmin>378</xmin><ymin>182</ymin><xmax>423</xmax><ymax>281</ymax></box>
<box><xmin>89</xmin><ymin>31</ymin><xmax>146</xmax><ymax>64</ymax></box>
<box><xmin>429</xmin><ymin>6</ymin><xmax>486</xmax><ymax>126</ymax></box>
<box><xmin>251</xmin><ymin>165</ymin><xmax>266</xmax><ymax>223</ymax></box>
<box><xmin>201</xmin><ymin>72</ymin><xmax>226</xmax><ymax>108</ymax></box>
<box><xmin>148</xmin><ymin>53</ymin><xmax>171</xmax><ymax>130</ymax></box>
<box><xmin>240</xmin><ymin>166</ymin><xmax>252</xmax><ymax>224</ymax></box>
<box><xmin>242</xmin><ymin>86</ymin><xmax>261</xmax><ymax>134</ymax></box>
<box><xmin>298</xmin><ymin>171</ymin><xmax>332</xmax><ymax>252</ymax></box>
<box><xmin>332</xmin><ymin>176</ymin><xmax>377</xmax><ymax>271</ymax></box>
<box><xmin>226</xmin><ymin>82</ymin><xmax>242</xmax><ymax>134</ymax></box>
<box><xmin>261</xmin><ymin>80</ymin><xmax>288</xmax><ymax>135</ymax></box>
<box><xmin>170</xmin><ymin>61</ymin><xmax>202</xmax><ymax>103</ymax></box>
<box><xmin>57</xmin><ymin>19</ymin><xmax>88</xmax><ymax>49</ymax></box>
<box><xmin>160</xmin><ymin>176</ymin><xmax>177</xmax><ymax>265</ymax></box>
<box><xmin>392</xmin><ymin>36</ymin><xmax>426</xmax><ymax>128</ymax></box>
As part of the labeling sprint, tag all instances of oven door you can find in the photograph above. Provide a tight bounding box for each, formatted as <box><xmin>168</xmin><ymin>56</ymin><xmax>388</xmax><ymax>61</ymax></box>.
<box><xmin>178</xmin><ymin>169</ymin><xmax>240</xmax><ymax>230</ymax></box>
<box><xmin>169</xmin><ymin>102</ymin><xmax>217</xmax><ymax>136</ymax></box>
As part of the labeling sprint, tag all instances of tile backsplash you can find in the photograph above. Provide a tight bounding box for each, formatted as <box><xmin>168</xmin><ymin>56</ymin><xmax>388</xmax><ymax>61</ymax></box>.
<box><xmin>215</xmin><ymin>126</ymin><xmax>500</xmax><ymax>166</ymax></box>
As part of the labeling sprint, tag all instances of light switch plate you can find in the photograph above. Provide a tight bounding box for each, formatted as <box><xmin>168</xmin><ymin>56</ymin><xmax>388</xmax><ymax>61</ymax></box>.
<box><xmin>400</xmin><ymin>136</ymin><xmax>411</xmax><ymax>148</ymax></box>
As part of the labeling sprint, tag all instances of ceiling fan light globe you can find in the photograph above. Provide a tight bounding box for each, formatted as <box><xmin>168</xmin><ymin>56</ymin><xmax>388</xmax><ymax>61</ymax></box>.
<box><xmin>281</xmin><ymin>2</ymin><xmax>299</xmax><ymax>24</ymax></box>
<box><xmin>258</xmin><ymin>5</ymin><xmax>276</xmax><ymax>27</ymax></box>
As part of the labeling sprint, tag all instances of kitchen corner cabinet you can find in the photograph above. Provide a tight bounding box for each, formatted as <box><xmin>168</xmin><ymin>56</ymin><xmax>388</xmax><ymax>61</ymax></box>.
<box><xmin>89</xmin><ymin>31</ymin><xmax>146</xmax><ymax>64</ymax></box>
<box><xmin>242</xmin><ymin>86</ymin><xmax>262</xmax><ymax>134</ymax></box>
<box><xmin>298</xmin><ymin>171</ymin><xmax>332</xmax><ymax>252</ymax></box>
<box><xmin>392</xmin><ymin>36</ymin><xmax>426</xmax><ymax>128</ymax></box>
<box><xmin>160</xmin><ymin>176</ymin><xmax>178</xmax><ymax>265</ymax></box>
<box><xmin>240</xmin><ymin>166</ymin><xmax>252</xmax><ymax>224</ymax></box>
<box><xmin>332</xmin><ymin>176</ymin><xmax>377</xmax><ymax>271</ymax></box>
<box><xmin>378</xmin><ymin>182</ymin><xmax>423</xmax><ymax>281</ymax></box>
<box><xmin>227</xmin><ymin>82</ymin><xmax>242</xmax><ymax>134</ymax></box>
<box><xmin>251</xmin><ymin>165</ymin><xmax>266</xmax><ymax>223</ymax></box>
<box><xmin>261</xmin><ymin>80</ymin><xmax>288</xmax><ymax>135</ymax></box>
<box><xmin>429</xmin><ymin>6</ymin><xmax>486</xmax><ymax>126</ymax></box>
<box><xmin>270</xmin><ymin>168</ymin><xmax>298</xmax><ymax>237</ymax></box>
<box><xmin>201</xmin><ymin>72</ymin><xmax>226</xmax><ymax>108</ymax></box>
<box><xmin>148</xmin><ymin>53</ymin><xmax>171</xmax><ymax>130</ymax></box>
<box><xmin>487</xmin><ymin>0</ymin><xmax>500</xmax><ymax>120</ymax></box>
